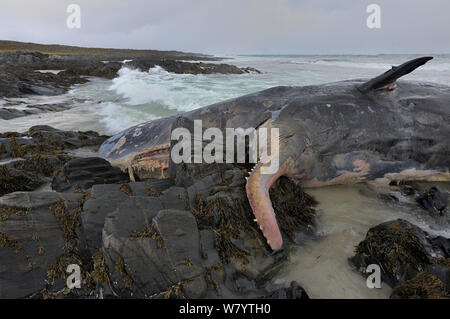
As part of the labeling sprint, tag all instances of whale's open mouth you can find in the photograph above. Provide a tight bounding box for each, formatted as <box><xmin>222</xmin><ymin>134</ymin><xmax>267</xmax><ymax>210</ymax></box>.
<box><xmin>113</xmin><ymin>143</ymin><xmax>170</xmax><ymax>180</ymax></box>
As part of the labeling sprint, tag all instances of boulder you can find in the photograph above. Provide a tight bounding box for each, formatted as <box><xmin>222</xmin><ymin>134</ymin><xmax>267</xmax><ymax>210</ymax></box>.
<box><xmin>0</xmin><ymin>191</ymin><xmax>88</xmax><ymax>298</ymax></box>
<box><xmin>416</xmin><ymin>186</ymin><xmax>448</xmax><ymax>216</ymax></box>
<box><xmin>101</xmin><ymin>196</ymin><xmax>203</xmax><ymax>298</ymax></box>
<box><xmin>0</xmin><ymin>126</ymin><xmax>109</xmax><ymax>196</ymax></box>
<box><xmin>350</xmin><ymin>219</ymin><xmax>450</xmax><ymax>298</ymax></box>
<box><xmin>0</xmin><ymin>164</ymin><xmax>45</xmax><ymax>196</ymax></box>
<box><xmin>81</xmin><ymin>179</ymin><xmax>174</xmax><ymax>253</ymax></box>
<box><xmin>390</xmin><ymin>271</ymin><xmax>449</xmax><ymax>299</ymax></box>
<box><xmin>52</xmin><ymin>157</ymin><xmax>129</xmax><ymax>192</ymax></box>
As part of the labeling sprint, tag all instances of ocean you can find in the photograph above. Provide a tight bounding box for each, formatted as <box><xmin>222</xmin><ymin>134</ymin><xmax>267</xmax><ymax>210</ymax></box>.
<box><xmin>1</xmin><ymin>54</ymin><xmax>449</xmax><ymax>135</ymax></box>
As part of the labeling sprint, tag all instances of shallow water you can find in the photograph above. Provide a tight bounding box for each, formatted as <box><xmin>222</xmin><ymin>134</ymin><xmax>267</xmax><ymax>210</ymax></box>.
<box><xmin>274</xmin><ymin>184</ymin><xmax>449</xmax><ymax>299</ymax></box>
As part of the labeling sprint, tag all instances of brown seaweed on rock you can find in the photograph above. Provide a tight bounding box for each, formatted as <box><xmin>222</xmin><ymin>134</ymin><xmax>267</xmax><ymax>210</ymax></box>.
<box><xmin>354</xmin><ymin>219</ymin><xmax>430</xmax><ymax>281</ymax></box>
<box><xmin>350</xmin><ymin>219</ymin><xmax>450</xmax><ymax>296</ymax></box>
<box><xmin>391</xmin><ymin>272</ymin><xmax>449</xmax><ymax>299</ymax></box>
<box><xmin>188</xmin><ymin>166</ymin><xmax>317</xmax><ymax>265</ymax></box>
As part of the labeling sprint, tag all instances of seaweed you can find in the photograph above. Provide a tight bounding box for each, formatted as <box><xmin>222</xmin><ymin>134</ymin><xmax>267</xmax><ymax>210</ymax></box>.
<box><xmin>354</xmin><ymin>220</ymin><xmax>430</xmax><ymax>280</ymax></box>
<box><xmin>188</xmin><ymin>175</ymin><xmax>316</xmax><ymax>265</ymax></box>
<box><xmin>0</xmin><ymin>142</ymin><xmax>6</xmax><ymax>159</ymax></box>
<box><xmin>391</xmin><ymin>272</ymin><xmax>449</xmax><ymax>299</ymax></box>
<box><xmin>91</xmin><ymin>249</ymin><xmax>110</xmax><ymax>285</ymax></box>
<box><xmin>13</xmin><ymin>152</ymin><xmax>57</xmax><ymax>177</ymax></box>
<box><xmin>164</xmin><ymin>283</ymin><xmax>184</xmax><ymax>299</ymax></box>
<box><xmin>45</xmin><ymin>198</ymin><xmax>84</xmax><ymax>287</ymax></box>
<box><xmin>115</xmin><ymin>257</ymin><xmax>125</xmax><ymax>274</ymax></box>
<box><xmin>122</xmin><ymin>275</ymin><xmax>133</xmax><ymax>288</ymax></box>
<box><xmin>433</xmin><ymin>257</ymin><xmax>450</xmax><ymax>268</ymax></box>
<box><xmin>114</xmin><ymin>257</ymin><xmax>133</xmax><ymax>288</ymax></box>
<box><xmin>146</xmin><ymin>184</ymin><xmax>160</xmax><ymax>197</ymax></box>
<box><xmin>0</xmin><ymin>165</ymin><xmax>33</xmax><ymax>195</ymax></box>
<box><xmin>0</xmin><ymin>231</ymin><xmax>22</xmax><ymax>253</ymax></box>
<box><xmin>45</xmin><ymin>251</ymin><xmax>83</xmax><ymax>286</ymax></box>
<box><xmin>8</xmin><ymin>136</ymin><xmax>25</xmax><ymax>158</ymax></box>
<box><xmin>191</xmin><ymin>193</ymin><xmax>250</xmax><ymax>264</ymax></box>
<box><xmin>119</xmin><ymin>183</ymin><xmax>133</xmax><ymax>196</ymax></box>
<box><xmin>38</xmin><ymin>245</ymin><xmax>45</xmax><ymax>256</ymax></box>
<box><xmin>130</xmin><ymin>223</ymin><xmax>165</xmax><ymax>250</ymax></box>
<box><xmin>0</xmin><ymin>206</ymin><xmax>26</xmax><ymax>221</ymax></box>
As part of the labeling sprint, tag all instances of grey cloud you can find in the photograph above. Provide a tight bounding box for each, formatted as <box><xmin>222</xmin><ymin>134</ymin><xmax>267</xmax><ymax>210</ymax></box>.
<box><xmin>0</xmin><ymin>0</ymin><xmax>449</xmax><ymax>54</ymax></box>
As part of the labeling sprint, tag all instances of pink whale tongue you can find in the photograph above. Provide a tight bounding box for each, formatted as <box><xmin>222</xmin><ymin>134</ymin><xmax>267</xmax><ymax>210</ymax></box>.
<box><xmin>245</xmin><ymin>162</ymin><xmax>287</xmax><ymax>251</ymax></box>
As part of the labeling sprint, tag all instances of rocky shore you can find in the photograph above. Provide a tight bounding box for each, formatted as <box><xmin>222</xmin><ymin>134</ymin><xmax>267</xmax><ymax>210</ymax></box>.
<box><xmin>0</xmin><ymin>49</ymin><xmax>260</xmax><ymax>120</ymax></box>
<box><xmin>0</xmin><ymin>125</ymin><xmax>314</xmax><ymax>299</ymax></box>
<box><xmin>0</xmin><ymin>42</ymin><xmax>448</xmax><ymax>299</ymax></box>
<box><xmin>0</xmin><ymin>122</ymin><xmax>448</xmax><ymax>299</ymax></box>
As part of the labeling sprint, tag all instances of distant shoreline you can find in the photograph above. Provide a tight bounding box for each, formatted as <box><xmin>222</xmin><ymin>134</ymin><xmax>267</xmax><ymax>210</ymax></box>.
<box><xmin>0</xmin><ymin>39</ymin><xmax>221</xmax><ymax>60</ymax></box>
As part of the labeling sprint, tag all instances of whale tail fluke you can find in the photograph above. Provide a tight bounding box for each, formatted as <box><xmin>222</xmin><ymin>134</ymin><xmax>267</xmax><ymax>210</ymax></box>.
<box><xmin>358</xmin><ymin>56</ymin><xmax>433</xmax><ymax>93</ymax></box>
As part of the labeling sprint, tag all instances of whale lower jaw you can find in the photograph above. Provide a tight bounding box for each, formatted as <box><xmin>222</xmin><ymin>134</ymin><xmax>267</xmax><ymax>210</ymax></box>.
<box><xmin>111</xmin><ymin>143</ymin><xmax>171</xmax><ymax>180</ymax></box>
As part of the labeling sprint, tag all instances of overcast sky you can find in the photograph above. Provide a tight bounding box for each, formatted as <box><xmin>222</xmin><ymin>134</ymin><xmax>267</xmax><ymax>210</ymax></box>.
<box><xmin>1</xmin><ymin>0</ymin><xmax>449</xmax><ymax>54</ymax></box>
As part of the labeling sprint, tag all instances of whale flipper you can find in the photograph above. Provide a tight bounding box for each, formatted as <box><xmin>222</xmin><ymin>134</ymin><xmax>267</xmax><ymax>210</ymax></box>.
<box><xmin>358</xmin><ymin>56</ymin><xmax>433</xmax><ymax>92</ymax></box>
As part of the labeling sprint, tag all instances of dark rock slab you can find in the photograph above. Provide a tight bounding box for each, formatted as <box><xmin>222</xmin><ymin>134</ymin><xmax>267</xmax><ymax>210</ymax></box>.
<box><xmin>0</xmin><ymin>191</ymin><xmax>85</xmax><ymax>298</ymax></box>
<box><xmin>28</xmin><ymin>125</ymin><xmax>108</xmax><ymax>150</ymax></box>
<box><xmin>102</xmin><ymin>197</ymin><xmax>204</xmax><ymax>298</ymax></box>
<box><xmin>416</xmin><ymin>186</ymin><xmax>448</xmax><ymax>216</ymax></box>
<box><xmin>81</xmin><ymin>179</ymin><xmax>174</xmax><ymax>253</ymax></box>
<box><xmin>1</xmin><ymin>126</ymin><xmax>110</xmax><ymax>196</ymax></box>
<box><xmin>124</xmin><ymin>59</ymin><xmax>260</xmax><ymax>75</ymax></box>
<box><xmin>52</xmin><ymin>157</ymin><xmax>129</xmax><ymax>192</ymax></box>
<box><xmin>263</xmin><ymin>281</ymin><xmax>309</xmax><ymax>299</ymax></box>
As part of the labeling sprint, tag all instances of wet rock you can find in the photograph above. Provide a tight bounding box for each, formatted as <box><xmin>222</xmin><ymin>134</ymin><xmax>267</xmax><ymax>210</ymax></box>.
<box><xmin>0</xmin><ymin>103</ymin><xmax>74</xmax><ymax>120</ymax></box>
<box><xmin>0</xmin><ymin>51</ymin><xmax>258</xmax><ymax>100</ymax></box>
<box><xmin>0</xmin><ymin>127</ymin><xmax>110</xmax><ymax>196</ymax></box>
<box><xmin>390</xmin><ymin>272</ymin><xmax>449</xmax><ymax>299</ymax></box>
<box><xmin>427</xmin><ymin>262</ymin><xmax>450</xmax><ymax>293</ymax></box>
<box><xmin>0</xmin><ymin>64</ymin><xmax>87</xmax><ymax>99</ymax></box>
<box><xmin>28</xmin><ymin>125</ymin><xmax>108</xmax><ymax>150</ymax></box>
<box><xmin>350</xmin><ymin>219</ymin><xmax>450</xmax><ymax>289</ymax></box>
<box><xmin>102</xmin><ymin>196</ymin><xmax>203</xmax><ymax>298</ymax></box>
<box><xmin>0</xmin><ymin>191</ymin><xmax>88</xmax><ymax>298</ymax></box>
<box><xmin>0</xmin><ymin>108</ymin><xmax>27</xmax><ymax>120</ymax></box>
<box><xmin>98</xmin><ymin>161</ymin><xmax>314</xmax><ymax>299</ymax></box>
<box><xmin>0</xmin><ymin>164</ymin><xmax>45</xmax><ymax>196</ymax></box>
<box><xmin>241</xmin><ymin>67</ymin><xmax>262</xmax><ymax>74</ymax></box>
<box><xmin>52</xmin><ymin>157</ymin><xmax>129</xmax><ymax>192</ymax></box>
<box><xmin>81</xmin><ymin>179</ymin><xmax>174</xmax><ymax>253</ymax></box>
<box><xmin>263</xmin><ymin>281</ymin><xmax>309</xmax><ymax>299</ymax></box>
<box><xmin>58</xmin><ymin>62</ymin><xmax>122</xmax><ymax>80</ymax></box>
<box><xmin>0</xmin><ymin>126</ymin><xmax>107</xmax><ymax>161</ymax></box>
<box><xmin>124</xmin><ymin>59</ymin><xmax>260</xmax><ymax>75</ymax></box>
<box><xmin>416</xmin><ymin>186</ymin><xmax>448</xmax><ymax>216</ymax></box>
